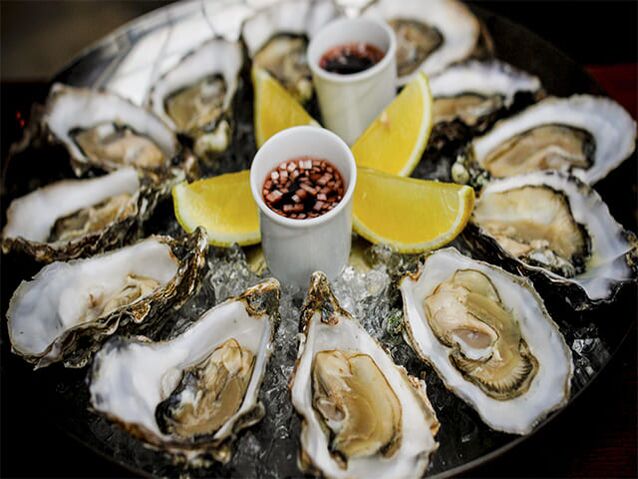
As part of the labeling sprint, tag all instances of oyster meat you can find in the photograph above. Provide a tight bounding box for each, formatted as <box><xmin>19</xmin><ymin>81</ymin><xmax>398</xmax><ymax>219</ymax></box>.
<box><xmin>430</xmin><ymin>60</ymin><xmax>541</xmax><ymax>128</ymax></box>
<box><xmin>1</xmin><ymin>168</ymin><xmax>161</xmax><ymax>262</ymax></box>
<box><xmin>470</xmin><ymin>95</ymin><xmax>636</xmax><ymax>184</ymax></box>
<box><xmin>364</xmin><ymin>0</ymin><xmax>481</xmax><ymax>83</ymax></box>
<box><xmin>470</xmin><ymin>171</ymin><xmax>638</xmax><ymax>308</ymax></box>
<box><xmin>89</xmin><ymin>279</ymin><xmax>280</xmax><ymax>463</ymax></box>
<box><xmin>7</xmin><ymin>230</ymin><xmax>207</xmax><ymax>368</ymax></box>
<box><xmin>149</xmin><ymin>39</ymin><xmax>243</xmax><ymax>158</ymax></box>
<box><xmin>401</xmin><ymin>248</ymin><xmax>573</xmax><ymax>434</ymax></box>
<box><xmin>44</xmin><ymin>84</ymin><xmax>180</xmax><ymax>176</ymax></box>
<box><xmin>291</xmin><ymin>272</ymin><xmax>439</xmax><ymax>479</ymax></box>
<box><xmin>242</xmin><ymin>0</ymin><xmax>337</xmax><ymax>102</ymax></box>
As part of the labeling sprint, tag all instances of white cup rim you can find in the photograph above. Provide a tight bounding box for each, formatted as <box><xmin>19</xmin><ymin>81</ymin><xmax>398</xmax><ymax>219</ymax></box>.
<box><xmin>250</xmin><ymin>126</ymin><xmax>357</xmax><ymax>228</ymax></box>
<box><xmin>307</xmin><ymin>17</ymin><xmax>397</xmax><ymax>84</ymax></box>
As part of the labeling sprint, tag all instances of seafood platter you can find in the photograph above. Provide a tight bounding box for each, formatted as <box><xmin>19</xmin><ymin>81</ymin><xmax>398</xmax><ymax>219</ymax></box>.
<box><xmin>1</xmin><ymin>0</ymin><xmax>636</xmax><ymax>477</ymax></box>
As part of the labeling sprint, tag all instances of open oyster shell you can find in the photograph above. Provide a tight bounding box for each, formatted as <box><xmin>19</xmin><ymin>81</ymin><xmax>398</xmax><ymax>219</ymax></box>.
<box><xmin>430</xmin><ymin>60</ymin><xmax>542</xmax><ymax>130</ymax></box>
<box><xmin>88</xmin><ymin>279</ymin><xmax>280</xmax><ymax>464</ymax></box>
<box><xmin>7</xmin><ymin>229</ymin><xmax>208</xmax><ymax>369</ymax></box>
<box><xmin>1</xmin><ymin>168</ymin><xmax>166</xmax><ymax>262</ymax></box>
<box><xmin>290</xmin><ymin>272</ymin><xmax>439</xmax><ymax>479</ymax></box>
<box><xmin>148</xmin><ymin>38</ymin><xmax>243</xmax><ymax>159</ymax></box>
<box><xmin>242</xmin><ymin>0</ymin><xmax>338</xmax><ymax>103</ymax></box>
<box><xmin>43</xmin><ymin>84</ymin><xmax>185</xmax><ymax>178</ymax></box>
<box><xmin>400</xmin><ymin>248</ymin><xmax>573</xmax><ymax>435</ymax></box>
<box><xmin>468</xmin><ymin>95</ymin><xmax>637</xmax><ymax>184</ymax></box>
<box><xmin>468</xmin><ymin>171</ymin><xmax>638</xmax><ymax>309</ymax></box>
<box><xmin>426</xmin><ymin>60</ymin><xmax>542</xmax><ymax>159</ymax></box>
<box><xmin>363</xmin><ymin>0</ymin><xmax>481</xmax><ymax>84</ymax></box>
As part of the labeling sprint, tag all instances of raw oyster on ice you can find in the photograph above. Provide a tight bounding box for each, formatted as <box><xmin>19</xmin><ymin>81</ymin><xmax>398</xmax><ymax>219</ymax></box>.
<box><xmin>44</xmin><ymin>84</ymin><xmax>181</xmax><ymax>176</ymax></box>
<box><xmin>364</xmin><ymin>0</ymin><xmax>481</xmax><ymax>84</ymax></box>
<box><xmin>149</xmin><ymin>39</ymin><xmax>243</xmax><ymax>158</ymax></box>
<box><xmin>242</xmin><ymin>0</ymin><xmax>337</xmax><ymax>102</ymax></box>
<box><xmin>2</xmin><ymin>168</ymin><xmax>163</xmax><ymax>262</ymax></box>
<box><xmin>426</xmin><ymin>60</ymin><xmax>542</xmax><ymax>160</ymax></box>
<box><xmin>430</xmin><ymin>60</ymin><xmax>541</xmax><ymax>129</ymax></box>
<box><xmin>89</xmin><ymin>279</ymin><xmax>280</xmax><ymax>463</ymax></box>
<box><xmin>400</xmin><ymin>248</ymin><xmax>573</xmax><ymax>434</ymax></box>
<box><xmin>469</xmin><ymin>172</ymin><xmax>638</xmax><ymax>308</ymax></box>
<box><xmin>6</xmin><ymin>230</ymin><xmax>208</xmax><ymax>368</ymax></box>
<box><xmin>290</xmin><ymin>272</ymin><xmax>439</xmax><ymax>479</ymax></box>
<box><xmin>469</xmin><ymin>95</ymin><xmax>636</xmax><ymax>184</ymax></box>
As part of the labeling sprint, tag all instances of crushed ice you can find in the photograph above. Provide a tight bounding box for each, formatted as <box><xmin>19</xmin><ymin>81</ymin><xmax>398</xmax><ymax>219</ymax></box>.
<box><xmin>175</xmin><ymin>241</ymin><xmax>421</xmax><ymax>476</ymax></box>
<box><xmin>153</xmin><ymin>237</ymin><xmax>611</xmax><ymax>476</ymax></box>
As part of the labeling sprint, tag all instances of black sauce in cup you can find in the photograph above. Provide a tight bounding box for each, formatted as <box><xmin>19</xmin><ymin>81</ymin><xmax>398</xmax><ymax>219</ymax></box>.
<box><xmin>319</xmin><ymin>42</ymin><xmax>385</xmax><ymax>75</ymax></box>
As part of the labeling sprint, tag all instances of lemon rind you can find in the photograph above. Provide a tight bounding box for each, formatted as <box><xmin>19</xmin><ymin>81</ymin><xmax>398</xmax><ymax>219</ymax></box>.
<box><xmin>353</xmin><ymin>71</ymin><xmax>434</xmax><ymax>177</ymax></box>
<box><xmin>172</xmin><ymin>181</ymin><xmax>261</xmax><ymax>247</ymax></box>
<box><xmin>353</xmin><ymin>185</ymin><xmax>474</xmax><ymax>253</ymax></box>
<box><xmin>397</xmin><ymin>72</ymin><xmax>434</xmax><ymax>177</ymax></box>
<box><xmin>252</xmin><ymin>67</ymin><xmax>318</xmax><ymax>148</ymax></box>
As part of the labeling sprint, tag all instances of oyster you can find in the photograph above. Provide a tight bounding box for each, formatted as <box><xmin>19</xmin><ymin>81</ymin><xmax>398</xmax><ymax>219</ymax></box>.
<box><xmin>401</xmin><ymin>248</ymin><xmax>573</xmax><ymax>434</ymax></box>
<box><xmin>430</xmin><ymin>60</ymin><xmax>541</xmax><ymax>129</ymax></box>
<box><xmin>469</xmin><ymin>95</ymin><xmax>636</xmax><ymax>184</ymax></box>
<box><xmin>148</xmin><ymin>39</ymin><xmax>243</xmax><ymax>158</ymax></box>
<box><xmin>364</xmin><ymin>0</ymin><xmax>481</xmax><ymax>84</ymax></box>
<box><xmin>2</xmin><ymin>168</ymin><xmax>163</xmax><ymax>262</ymax></box>
<box><xmin>242</xmin><ymin>0</ymin><xmax>337</xmax><ymax>103</ymax></box>
<box><xmin>6</xmin><ymin>230</ymin><xmax>208</xmax><ymax>368</ymax></box>
<box><xmin>89</xmin><ymin>279</ymin><xmax>280</xmax><ymax>463</ymax></box>
<box><xmin>291</xmin><ymin>272</ymin><xmax>439</xmax><ymax>479</ymax></box>
<box><xmin>44</xmin><ymin>84</ymin><xmax>181</xmax><ymax>176</ymax></box>
<box><xmin>469</xmin><ymin>171</ymin><xmax>638</xmax><ymax>308</ymax></box>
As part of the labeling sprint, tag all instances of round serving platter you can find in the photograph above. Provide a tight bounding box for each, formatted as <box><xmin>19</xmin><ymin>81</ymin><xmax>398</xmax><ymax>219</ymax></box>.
<box><xmin>1</xmin><ymin>0</ymin><xmax>636</xmax><ymax>477</ymax></box>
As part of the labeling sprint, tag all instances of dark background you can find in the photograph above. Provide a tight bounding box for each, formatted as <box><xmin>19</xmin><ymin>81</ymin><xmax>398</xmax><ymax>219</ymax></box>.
<box><xmin>1</xmin><ymin>1</ymin><xmax>636</xmax><ymax>478</ymax></box>
<box><xmin>1</xmin><ymin>0</ymin><xmax>637</xmax><ymax>80</ymax></box>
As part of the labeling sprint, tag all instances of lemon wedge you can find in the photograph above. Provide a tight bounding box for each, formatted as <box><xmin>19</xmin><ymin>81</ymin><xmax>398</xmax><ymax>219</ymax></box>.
<box><xmin>352</xmin><ymin>71</ymin><xmax>433</xmax><ymax>176</ymax></box>
<box><xmin>353</xmin><ymin>168</ymin><xmax>474</xmax><ymax>253</ymax></box>
<box><xmin>173</xmin><ymin>170</ymin><xmax>260</xmax><ymax>246</ymax></box>
<box><xmin>253</xmin><ymin>67</ymin><xmax>319</xmax><ymax>148</ymax></box>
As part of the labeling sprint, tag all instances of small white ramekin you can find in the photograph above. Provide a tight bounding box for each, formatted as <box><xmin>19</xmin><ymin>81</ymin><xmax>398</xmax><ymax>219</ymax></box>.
<box><xmin>307</xmin><ymin>17</ymin><xmax>397</xmax><ymax>145</ymax></box>
<box><xmin>250</xmin><ymin>126</ymin><xmax>356</xmax><ymax>288</ymax></box>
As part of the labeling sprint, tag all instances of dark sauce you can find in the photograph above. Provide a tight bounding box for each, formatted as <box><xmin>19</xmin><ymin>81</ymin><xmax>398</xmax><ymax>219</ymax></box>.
<box><xmin>262</xmin><ymin>157</ymin><xmax>345</xmax><ymax>220</ymax></box>
<box><xmin>319</xmin><ymin>42</ymin><xmax>385</xmax><ymax>75</ymax></box>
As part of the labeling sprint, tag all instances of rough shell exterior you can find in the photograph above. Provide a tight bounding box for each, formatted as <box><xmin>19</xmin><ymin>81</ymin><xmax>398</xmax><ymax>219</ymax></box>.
<box><xmin>7</xmin><ymin>229</ymin><xmax>208</xmax><ymax>369</ymax></box>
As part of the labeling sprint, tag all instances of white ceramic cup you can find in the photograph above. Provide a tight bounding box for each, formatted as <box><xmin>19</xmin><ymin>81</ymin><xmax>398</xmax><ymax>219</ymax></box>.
<box><xmin>250</xmin><ymin>126</ymin><xmax>357</xmax><ymax>288</ymax></box>
<box><xmin>307</xmin><ymin>17</ymin><xmax>397</xmax><ymax>145</ymax></box>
